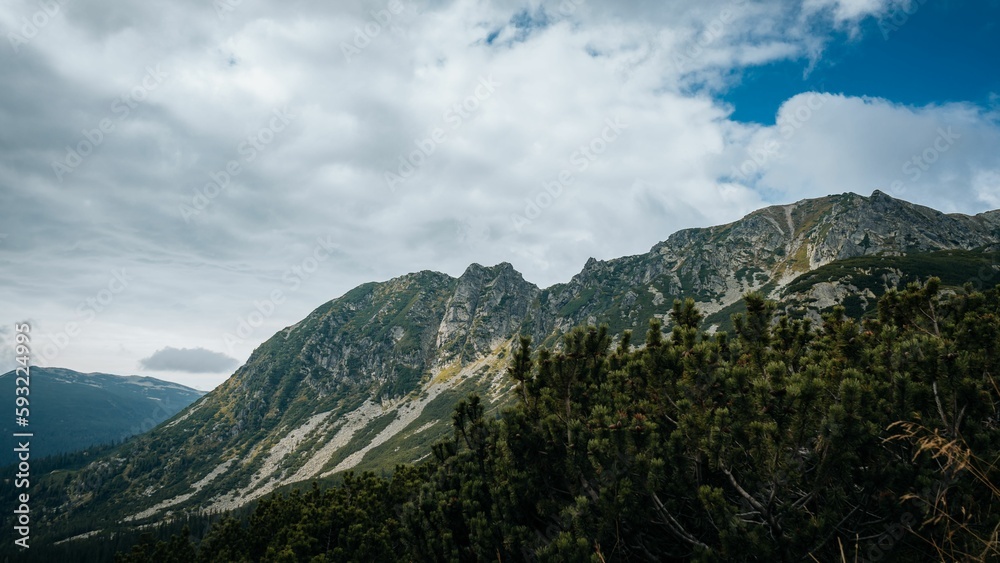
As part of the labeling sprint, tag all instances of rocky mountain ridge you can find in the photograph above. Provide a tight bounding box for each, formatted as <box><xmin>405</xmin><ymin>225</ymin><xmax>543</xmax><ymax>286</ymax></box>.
<box><xmin>24</xmin><ymin>190</ymin><xmax>1000</xmax><ymax>544</ymax></box>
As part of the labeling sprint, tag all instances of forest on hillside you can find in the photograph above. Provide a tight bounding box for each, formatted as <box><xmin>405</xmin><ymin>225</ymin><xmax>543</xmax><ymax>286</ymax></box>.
<box><xmin>115</xmin><ymin>279</ymin><xmax>1000</xmax><ymax>562</ymax></box>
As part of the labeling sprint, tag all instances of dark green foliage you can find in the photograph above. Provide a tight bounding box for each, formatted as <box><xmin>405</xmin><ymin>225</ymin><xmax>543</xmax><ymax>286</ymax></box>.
<box><xmin>116</xmin><ymin>526</ymin><xmax>197</xmax><ymax>563</ymax></box>
<box><xmin>187</xmin><ymin>471</ymin><xmax>424</xmax><ymax>563</ymax></box>
<box><xmin>0</xmin><ymin>514</ymin><xmax>217</xmax><ymax>563</ymax></box>
<box><xmin>107</xmin><ymin>281</ymin><xmax>1000</xmax><ymax>562</ymax></box>
<box><xmin>783</xmin><ymin>249</ymin><xmax>1000</xmax><ymax>297</ymax></box>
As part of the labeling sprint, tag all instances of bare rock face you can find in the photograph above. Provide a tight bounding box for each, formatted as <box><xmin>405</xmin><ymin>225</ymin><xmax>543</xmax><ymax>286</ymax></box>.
<box><xmin>802</xmin><ymin>191</ymin><xmax>998</xmax><ymax>264</ymax></box>
<box><xmin>436</xmin><ymin>262</ymin><xmax>540</xmax><ymax>362</ymax></box>
<box><xmin>300</xmin><ymin>271</ymin><xmax>456</xmax><ymax>393</ymax></box>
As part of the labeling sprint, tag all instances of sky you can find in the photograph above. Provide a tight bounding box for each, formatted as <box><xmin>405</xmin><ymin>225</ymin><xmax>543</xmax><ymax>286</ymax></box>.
<box><xmin>1</xmin><ymin>0</ymin><xmax>998</xmax><ymax>390</ymax></box>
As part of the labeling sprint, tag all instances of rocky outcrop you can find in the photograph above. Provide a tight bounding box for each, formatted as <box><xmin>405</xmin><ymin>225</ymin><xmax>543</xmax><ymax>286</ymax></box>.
<box><xmin>436</xmin><ymin>263</ymin><xmax>540</xmax><ymax>362</ymax></box>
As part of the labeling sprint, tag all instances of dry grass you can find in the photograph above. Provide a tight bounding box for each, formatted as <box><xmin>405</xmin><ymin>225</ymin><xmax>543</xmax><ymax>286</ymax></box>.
<box><xmin>883</xmin><ymin>415</ymin><xmax>1000</xmax><ymax>562</ymax></box>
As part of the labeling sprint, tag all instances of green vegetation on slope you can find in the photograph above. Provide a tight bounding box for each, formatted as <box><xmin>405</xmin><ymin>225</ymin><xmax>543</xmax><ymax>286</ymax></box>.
<box><xmin>783</xmin><ymin>249</ymin><xmax>1000</xmax><ymax>296</ymax></box>
<box><xmin>106</xmin><ymin>279</ymin><xmax>1000</xmax><ymax>562</ymax></box>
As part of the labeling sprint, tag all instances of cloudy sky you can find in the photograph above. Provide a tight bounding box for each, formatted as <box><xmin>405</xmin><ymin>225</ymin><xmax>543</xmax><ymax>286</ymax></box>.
<box><xmin>2</xmin><ymin>0</ymin><xmax>998</xmax><ymax>390</ymax></box>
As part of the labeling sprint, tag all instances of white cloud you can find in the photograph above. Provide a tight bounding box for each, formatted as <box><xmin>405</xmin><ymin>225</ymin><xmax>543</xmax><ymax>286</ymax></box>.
<box><xmin>726</xmin><ymin>93</ymin><xmax>1000</xmax><ymax>213</ymax></box>
<box><xmin>0</xmin><ymin>0</ymin><xmax>996</xmax><ymax>389</ymax></box>
<box><xmin>973</xmin><ymin>169</ymin><xmax>1000</xmax><ymax>209</ymax></box>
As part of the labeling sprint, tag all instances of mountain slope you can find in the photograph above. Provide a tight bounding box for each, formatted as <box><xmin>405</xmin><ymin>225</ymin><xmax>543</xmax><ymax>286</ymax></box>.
<box><xmin>23</xmin><ymin>190</ymin><xmax>1000</xmax><ymax>544</ymax></box>
<box><xmin>0</xmin><ymin>368</ymin><xmax>204</xmax><ymax>463</ymax></box>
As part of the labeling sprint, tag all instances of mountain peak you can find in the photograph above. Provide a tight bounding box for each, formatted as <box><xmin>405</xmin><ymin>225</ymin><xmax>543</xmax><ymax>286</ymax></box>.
<box><xmin>461</xmin><ymin>262</ymin><xmax>488</xmax><ymax>276</ymax></box>
<box><xmin>439</xmin><ymin>261</ymin><xmax>539</xmax><ymax>361</ymax></box>
<box><xmin>868</xmin><ymin>188</ymin><xmax>912</xmax><ymax>209</ymax></box>
<box><xmin>461</xmin><ymin>261</ymin><xmax>518</xmax><ymax>276</ymax></box>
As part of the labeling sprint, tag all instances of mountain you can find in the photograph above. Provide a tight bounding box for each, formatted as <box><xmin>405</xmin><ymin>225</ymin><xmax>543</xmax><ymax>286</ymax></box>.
<box><xmin>0</xmin><ymin>368</ymin><xmax>205</xmax><ymax>463</ymax></box>
<box><xmin>17</xmin><ymin>190</ymin><xmax>1000</xmax><ymax>546</ymax></box>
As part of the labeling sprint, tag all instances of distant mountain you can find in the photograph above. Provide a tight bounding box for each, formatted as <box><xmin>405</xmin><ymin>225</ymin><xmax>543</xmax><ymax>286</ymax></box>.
<box><xmin>0</xmin><ymin>367</ymin><xmax>205</xmax><ymax>463</ymax></box>
<box><xmin>16</xmin><ymin>191</ymin><xmax>1000</xmax><ymax>547</ymax></box>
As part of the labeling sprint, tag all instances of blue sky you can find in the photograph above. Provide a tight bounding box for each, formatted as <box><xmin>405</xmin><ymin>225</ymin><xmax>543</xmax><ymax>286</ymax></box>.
<box><xmin>725</xmin><ymin>0</ymin><xmax>1000</xmax><ymax>123</ymax></box>
<box><xmin>1</xmin><ymin>0</ymin><xmax>998</xmax><ymax>388</ymax></box>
